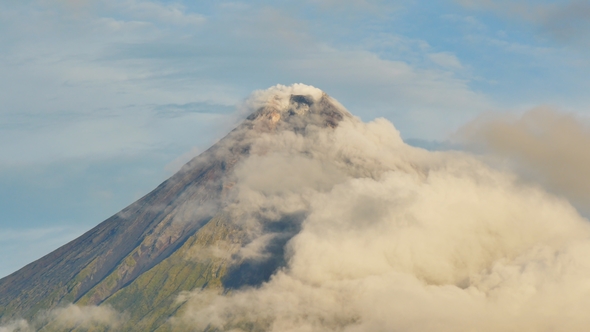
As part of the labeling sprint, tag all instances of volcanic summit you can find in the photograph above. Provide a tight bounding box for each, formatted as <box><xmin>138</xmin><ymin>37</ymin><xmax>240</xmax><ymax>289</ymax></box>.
<box><xmin>3</xmin><ymin>84</ymin><xmax>590</xmax><ymax>332</ymax></box>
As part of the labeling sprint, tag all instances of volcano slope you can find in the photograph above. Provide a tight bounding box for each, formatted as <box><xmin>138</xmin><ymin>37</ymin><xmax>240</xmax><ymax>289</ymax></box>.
<box><xmin>0</xmin><ymin>84</ymin><xmax>351</xmax><ymax>331</ymax></box>
<box><xmin>4</xmin><ymin>84</ymin><xmax>590</xmax><ymax>332</ymax></box>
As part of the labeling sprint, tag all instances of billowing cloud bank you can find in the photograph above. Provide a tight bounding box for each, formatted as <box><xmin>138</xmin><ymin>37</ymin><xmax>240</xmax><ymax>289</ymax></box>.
<box><xmin>456</xmin><ymin>106</ymin><xmax>590</xmax><ymax>217</ymax></box>
<box><xmin>175</xmin><ymin>85</ymin><xmax>590</xmax><ymax>331</ymax></box>
<box><xmin>4</xmin><ymin>85</ymin><xmax>590</xmax><ymax>332</ymax></box>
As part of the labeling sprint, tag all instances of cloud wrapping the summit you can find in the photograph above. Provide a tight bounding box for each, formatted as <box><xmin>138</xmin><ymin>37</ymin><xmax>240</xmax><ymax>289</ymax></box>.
<box><xmin>174</xmin><ymin>85</ymin><xmax>590</xmax><ymax>331</ymax></box>
<box><xmin>3</xmin><ymin>84</ymin><xmax>589</xmax><ymax>332</ymax></box>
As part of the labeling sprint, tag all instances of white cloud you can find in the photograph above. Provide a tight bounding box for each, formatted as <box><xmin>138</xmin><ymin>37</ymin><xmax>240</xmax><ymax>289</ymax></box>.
<box><xmin>0</xmin><ymin>1</ymin><xmax>494</xmax><ymax>185</ymax></box>
<box><xmin>171</xmin><ymin>85</ymin><xmax>590</xmax><ymax>331</ymax></box>
<box><xmin>0</xmin><ymin>319</ymin><xmax>29</xmax><ymax>332</ymax></box>
<box><xmin>0</xmin><ymin>304</ymin><xmax>123</xmax><ymax>331</ymax></box>
<box><xmin>47</xmin><ymin>304</ymin><xmax>123</xmax><ymax>329</ymax></box>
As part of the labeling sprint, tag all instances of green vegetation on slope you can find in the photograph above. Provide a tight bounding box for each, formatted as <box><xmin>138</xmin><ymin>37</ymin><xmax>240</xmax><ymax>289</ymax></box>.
<box><xmin>64</xmin><ymin>214</ymin><xmax>247</xmax><ymax>332</ymax></box>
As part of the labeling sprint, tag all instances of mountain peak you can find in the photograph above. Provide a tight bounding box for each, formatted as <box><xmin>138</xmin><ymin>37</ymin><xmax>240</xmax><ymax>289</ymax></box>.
<box><xmin>0</xmin><ymin>84</ymin><xmax>356</xmax><ymax>329</ymax></box>
<box><xmin>0</xmin><ymin>84</ymin><xmax>364</xmax><ymax>330</ymax></box>
<box><xmin>4</xmin><ymin>84</ymin><xmax>590</xmax><ymax>332</ymax></box>
<box><xmin>244</xmin><ymin>84</ymin><xmax>352</xmax><ymax>132</ymax></box>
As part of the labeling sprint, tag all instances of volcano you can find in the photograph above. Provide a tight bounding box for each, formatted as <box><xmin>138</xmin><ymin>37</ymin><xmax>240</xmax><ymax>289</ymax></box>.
<box><xmin>4</xmin><ymin>84</ymin><xmax>590</xmax><ymax>332</ymax></box>
<box><xmin>0</xmin><ymin>84</ymin><xmax>352</xmax><ymax>331</ymax></box>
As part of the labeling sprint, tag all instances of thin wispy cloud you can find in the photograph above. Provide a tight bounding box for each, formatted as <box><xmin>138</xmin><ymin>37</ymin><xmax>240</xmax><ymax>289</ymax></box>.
<box><xmin>456</xmin><ymin>0</ymin><xmax>590</xmax><ymax>47</ymax></box>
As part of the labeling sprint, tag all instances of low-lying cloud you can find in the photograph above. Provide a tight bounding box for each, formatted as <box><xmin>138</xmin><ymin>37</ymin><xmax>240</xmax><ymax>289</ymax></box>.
<box><xmin>0</xmin><ymin>304</ymin><xmax>123</xmax><ymax>331</ymax></box>
<box><xmin>6</xmin><ymin>85</ymin><xmax>590</xmax><ymax>331</ymax></box>
<box><xmin>171</xmin><ymin>85</ymin><xmax>590</xmax><ymax>331</ymax></box>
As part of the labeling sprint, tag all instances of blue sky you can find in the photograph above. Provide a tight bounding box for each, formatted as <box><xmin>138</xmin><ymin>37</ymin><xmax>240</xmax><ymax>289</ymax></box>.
<box><xmin>1</xmin><ymin>0</ymin><xmax>590</xmax><ymax>277</ymax></box>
